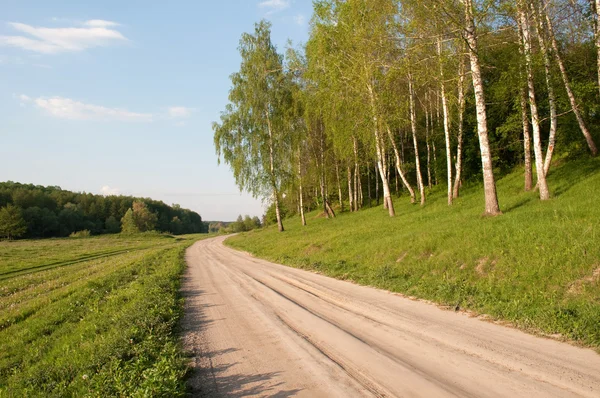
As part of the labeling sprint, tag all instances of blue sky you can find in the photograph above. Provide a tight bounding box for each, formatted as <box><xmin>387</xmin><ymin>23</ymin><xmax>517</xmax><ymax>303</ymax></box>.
<box><xmin>0</xmin><ymin>0</ymin><xmax>312</xmax><ymax>221</ymax></box>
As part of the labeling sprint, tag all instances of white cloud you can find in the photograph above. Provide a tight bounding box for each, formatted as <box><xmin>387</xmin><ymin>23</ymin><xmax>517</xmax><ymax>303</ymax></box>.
<box><xmin>258</xmin><ymin>0</ymin><xmax>291</xmax><ymax>14</ymax></box>
<box><xmin>175</xmin><ymin>121</ymin><xmax>187</xmax><ymax>127</ymax></box>
<box><xmin>293</xmin><ymin>14</ymin><xmax>306</xmax><ymax>26</ymax></box>
<box><xmin>100</xmin><ymin>186</ymin><xmax>120</xmax><ymax>196</ymax></box>
<box><xmin>83</xmin><ymin>20</ymin><xmax>120</xmax><ymax>28</ymax></box>
<box><xmin>168</xmin><ymin>106</ymin><xmax>193</xmax><ymax>118</ymax></box>
<box><xmin>19</xmin><ymin>95</ymin><xmax>153</xmax><ymax>122</ymax></box>
<box><xmin>0</xmin><ymin>20</ymin><xmax>126</xmax><ymax>54</ymax></box>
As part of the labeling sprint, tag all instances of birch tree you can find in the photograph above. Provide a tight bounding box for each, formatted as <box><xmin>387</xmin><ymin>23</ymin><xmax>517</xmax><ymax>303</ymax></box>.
<box><xmin>213</xmin><ymin>21</ymin><xmax>292</xmax><ymax>232</ymax></box>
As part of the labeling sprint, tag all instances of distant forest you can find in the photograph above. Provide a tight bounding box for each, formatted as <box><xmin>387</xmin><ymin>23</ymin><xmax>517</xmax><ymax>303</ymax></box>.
<box><xmin>0</xmin><ymin>182</ymin><xmax>207</xmax><ymax>238</ymax></box>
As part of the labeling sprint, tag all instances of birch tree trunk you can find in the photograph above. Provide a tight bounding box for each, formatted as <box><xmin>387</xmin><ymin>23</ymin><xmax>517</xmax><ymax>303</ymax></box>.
<box><xmin>409</xmin><ymin>74</ymin><xmax>426</xmax><ymax>206</ymax></box>
<box><xmin>544</xmin><ymin>3</ymin><xmax>598</xmax><ymax>156</ymax></box>
<box><xmin>594</xmin><ymin>0</ymin><xmax>600</xmax><ymax>99</ymax></box>
<box><xmin>520</xmin><ymin>81</ymin><xmax>534</xmax><ymax>191</ymax></box>
<box><xmin>368</xmin><ymin>82</ymin><xmax>395</xmax><ymax>216</ymax></box>
<box><xmin>335</xmin><ymin>161</ymin><xmax>343</xmax><ymax>212</ymax></box>
<box><xmin>353</xmin><ymin>137</ymin><xmax>359</xmax><ymax>211</ymax></box>
<box><xmin>518</xmin><ymin>20</ymin><xmax>534</xmax><ymax>191</ymax></box>
<box><xmin>266</xmin><ymin>111</ymin><xmax>284</xmax><ymax>231</ymax></box>
<box><xmin>518</xmin><ymin>1</ymin><xmax>550</xmax><ymax>200</ymax></box>
<box><xmin>531</xmin><ymin>1</ymin><xmax>557</xmax><ymax>175</ymax></box>
<box><xmin>425</xmin><ymin>103</ymin><xmax>433</xmax><ymax>189</ymax></box>
<box><xmin>437</xmin><ymin>37</ymin><xmax>453</xmax><ymax>206</ymax></box>
<box><xmin>298</xmin><ymin>151</ymin><xmax>306</xmax><ymax>226</ymax></box>
<box><xmin>386</xmin><ymin>125</ymin><xmax>417</xmax><ymax>203</ymax></box>
<box><xmin>375</xmin><ymin>162</ymin><xmax>380</xmax><ymax>206</ymax></box>
<box><xmin>453</xmin><ymin>50</ymin><xmax>466</xmax><ymax>199</ymax></box>
<box><xmin>347</xmin><ymin>164</ymin><xmax>354</xmax><ymax>212</ymax></box>
<box><xmin>461</xmin><ymin>0</ymin><xmax>501</xmax><ymax>215</ymax></box>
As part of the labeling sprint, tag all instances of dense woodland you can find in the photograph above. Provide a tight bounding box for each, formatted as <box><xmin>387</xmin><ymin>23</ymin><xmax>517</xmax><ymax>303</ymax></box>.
<box><xmin>214</xmin><ymin>0</ymin><xmax>600</xmax><ymax>232</ymax></box>
<box><xmin>0</xmin><ymin>182</ymin><xmax>207</xmax><ymax>239</ymax></box>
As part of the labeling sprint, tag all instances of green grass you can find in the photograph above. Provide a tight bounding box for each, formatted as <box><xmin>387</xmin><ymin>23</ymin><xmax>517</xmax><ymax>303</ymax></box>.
<box><xmin>227</xmin><ymin>157</ymin><xmax>600</xmax><ymax>350</ymax></box>
<box><xmin>0</xmin><ymin>233</ymin><xmax>207</xmax><ymax>397</ymax></box>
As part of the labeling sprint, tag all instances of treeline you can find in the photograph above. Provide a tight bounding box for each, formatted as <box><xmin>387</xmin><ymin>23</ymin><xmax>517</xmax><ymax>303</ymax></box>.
<box><xmin>214</xmin><ymin>0</ymin><xmax>600</xmax><ymax>231</ymax></box>
<box><xmin>0</xmin><ymin>182</ymin><xmax>207</xmax><ymax>239</ymax></box>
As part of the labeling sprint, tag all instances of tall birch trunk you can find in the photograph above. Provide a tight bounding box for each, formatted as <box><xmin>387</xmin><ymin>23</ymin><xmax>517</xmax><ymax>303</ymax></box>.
<box><xmin>437</xmin><ymin>37</ymin><xmax>453</xmax><ymax>206</ymax></box>
<box><xmin>353</xmin><ymin>137</ymin><xmax>359</xmax><ymax>211</ymax></box>
<box><xmin>375</xmin><ymin>162</ymin><xmax>380</xmax><ymax>205</ymax></box>
<box><xmin>368</xmin><ymin>83</ymin><xmax>395</xmax><ymax>216</ymax></box>
<box><xmin>425</xmin><ymin>103</ymin><xmax>433</xmax><ymax>189</ymax></box>
<box><xmin>531</xmin><ymin>1</ymin><xmax>557</xmax><ymax>174</ymax></box>
<box><xmin>544</xmin><ymin>3</ymin><xmax>598</xmax><ymax>156</ymax></box>
<box><xmin>347</xmin><ymin>164</ymin><xmax>354</xmax><ymax>212</ymax></box>
<box><xmin>462</xmin><ymin>0</ymin><xmax>501</xmax><ymax>215</ymax></box>
<box><xmin>518</xmin><ymin>21</ymin><xmax>534</xmax><ymax>191</ymax></box>
<box><xmin>518</xmin><ymin>2</ymin><xmax>550</xmax><ymax>200</ymax></box>
<box><xmin>453</xmin><ymin>50</ymin><xmax>466</xmax><ymax>199</ymax></box>
<box><xmin>266</xmin><ymin>111</ymin><xmax>284</xmax><ymax>231</ymax></box>
<box><xmin>386</xmin><ymin>125</ymin><xmax>416</xmax><ymax>203</ymax></box>
<box><xmin>335</xmin><ymin>161</ymin><xmax>343</xmax><ymax>212</ymax></box>
<box><xmin>408</xmin><ymin>74</ymin><xmax>426</xmax><ymax>206</ymax></box>
<box><xmin>594</xmin><ymin>0</ymin><xmax>600</xmax><ymax>99</ymax></box>
<box><xmin>298</xmin><ymin>150</ymin><xmax>306</xmax><ymax>226</ymax></box>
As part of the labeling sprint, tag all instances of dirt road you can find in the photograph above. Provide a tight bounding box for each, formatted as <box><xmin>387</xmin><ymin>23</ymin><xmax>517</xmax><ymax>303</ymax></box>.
<box><xmin>181</xmin><ymin>236</ymin><xmax>600</xmax><ymax>397</ymax></box>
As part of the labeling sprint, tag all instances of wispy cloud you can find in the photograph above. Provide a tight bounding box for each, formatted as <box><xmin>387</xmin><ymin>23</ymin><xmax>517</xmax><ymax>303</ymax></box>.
<box><xmin>168</xmin><ymin>106</ymin><xmax>193</xmax><ymax>118</ymax></box>
<box><xmin>19</xmin><ymin>95</ymin><xmax>153</xmax><ymax>122</ymax></box>
<box><xmin>258</xmin><ymin>0</ymin><xmax>291</xmax><ymax>15</ymax></box>
<box><xmin>293</xmin><ymin>14</ymin><xmax>306</xmax><ymax>26</ymax></box>
<box><xmin>0</xmin><ymin>20</ymin><xmax>127</xmax><ymax>54</ymax></box>
<box><xmin>100</xmin><ymin>185</ymin><xmax>120</xmax><ymax>196</ymax></box>
<box><xmin>83</xmin><ymin>20</ymin><xmax>120</xmax><ymax>28</ymax></box>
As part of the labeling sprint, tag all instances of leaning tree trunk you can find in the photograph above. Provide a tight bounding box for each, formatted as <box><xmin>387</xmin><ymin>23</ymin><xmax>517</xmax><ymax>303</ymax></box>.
<box><xmin>544</xmin><ymin>2</ymin><xmax>598</xmax><ymax>156</ymax></box>
<box><xmin>437</xmin><ymin>37</ymin><xmax>453</xmax><ymax>206</ymax></box>
<box><xmin>462</xmin><ymin>0</ymin><xmax>501</xmax><ymax>215</ymax></box>
<box><xmin>518</xmin><ymin>21</ymin><xmax>534</xmax><ymax>191</ymax></box>
<box><xmin>368</xmin><ymin>83</ymin><xmax>395</xmax><ymax>216</ymax></box>
<box><xmin>409</xmin><ymin>74</ymin><xmax>426</xmax><ymax>206</ymax></box>
<box><xmin>531</xmin><ymin>1</ymin><xmax>557</xmax><ymax>175</ymax></box>
<box><xmin>453</xmin><ymin>49</ymin><xmax>466</xmax><ymax>199</ymax></box>
<box><xmin>386</xmin><ymin>125</ymin><xmax>416</xmax><ymax>203</ymax></box>
<box><xmin>518</xmin><ymin>1</ymin><xmax>550</xmax><ymax>200</ymax></box>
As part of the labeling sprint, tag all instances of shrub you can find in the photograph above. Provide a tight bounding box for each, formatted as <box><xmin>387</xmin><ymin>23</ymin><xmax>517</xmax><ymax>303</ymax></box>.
<box><xmin>69</xmin><ymin>229</ymin><xmax>91</xmax><ymax>238</ymax></box>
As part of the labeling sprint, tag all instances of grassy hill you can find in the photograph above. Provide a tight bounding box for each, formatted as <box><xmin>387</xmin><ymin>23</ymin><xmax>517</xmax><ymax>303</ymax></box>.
<box><xmin>226</xmin><ymin>157</ymin><xmax>600</xmax><ymax>350</ymax></box>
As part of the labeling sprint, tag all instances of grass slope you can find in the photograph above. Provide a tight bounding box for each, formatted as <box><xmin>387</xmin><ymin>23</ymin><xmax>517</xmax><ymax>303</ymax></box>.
<box><xmin>0</xmin><ymin>233</ymin><xmax>206</xmax><ymax>397</ymax></box>
<box><xmin>227</xmin><ymin>158</ymin><xmax>600</xmax><ymax>350</ymax></box>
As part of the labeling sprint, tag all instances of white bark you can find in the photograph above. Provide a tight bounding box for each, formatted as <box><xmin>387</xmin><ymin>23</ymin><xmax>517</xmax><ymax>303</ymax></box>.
<box><xmin>531</xmin><ymin>1</ymin><xmax>557</xmax><ymax>175</ymax></box>
<box><xmin>461</xmin><ymin>0</ymin><xmax>501</xmax><ymax>215</ymax></box>
<box><xmin>453</xmin><ymin>50</ymin><xmax>466</xmax><ymax>199</ymax></box>
<box><xmin>367</xmin><ymin>82</ymin><xmax>395</xmax><ymax>216</ymax></box>
<box><xmin>266</xmin><ymin>110</ymin><xmax>285</xmax><ymax>231</ymax></box>
<box><xmin>408</xmin><ymin>74</ymin><xmax>426</xmax><ymax>206</ymax></box>
<box><xmin>437</xmin><ymin>37</ymin><xmax>453</xmax><ymax>206</ymax></box>
<box><xmin>386</xmin><ymin>125</ymin><xmax>416</xmax><ymax>203</ymax></box>
<box><xmin>518</xmin><ymin>2</ymin><xmax>550</xmax><ymax>200</ymax></box>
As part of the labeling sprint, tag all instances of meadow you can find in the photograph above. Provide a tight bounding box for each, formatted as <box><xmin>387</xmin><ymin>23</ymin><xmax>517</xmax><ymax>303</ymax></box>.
<box><xmin>0</xmin><ymin>233</ymin><xmax>205</xmax><ymax>397</ymax></box>
<box><xmin>227</xmin><ymin>157</ymin><xmax>600</xmax><ymax>350</ymax></box>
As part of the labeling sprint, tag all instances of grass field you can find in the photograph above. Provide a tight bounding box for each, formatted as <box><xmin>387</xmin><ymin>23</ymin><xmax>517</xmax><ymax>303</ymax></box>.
<box><xmin>227</xmin><ymin>157</ymin><xmax>600</xmax><ymax>350</ymax></box>
<box><xmin>0</xmin><ymin>233</ymin><xmax>205</xmax><ymax>397</ymax></box>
